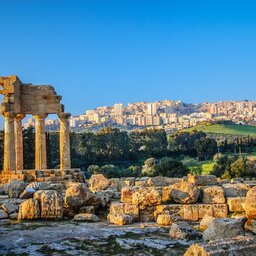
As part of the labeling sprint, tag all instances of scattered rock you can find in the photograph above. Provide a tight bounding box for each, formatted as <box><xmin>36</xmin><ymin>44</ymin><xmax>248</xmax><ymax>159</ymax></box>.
<box><xmin>156</xmin><ymin>212</ymin><xmax>172</xmax><ymax>226</ymax></box>
<box><xmin>184</xmin><ymin>236</ymin><xmax>256</xmax><ymax>256</ymax></box>
<box><xmin>169</xmin><ymin>221</ymin><xmax>199</xmax><ymax>240</ymax></box>
<box><xmin>79</xmin><ymin>206</ymin><xmax>95</xmax><ymax>214</ymax></box>
<box><xmin>19</xmin><ymin>188</ymin><xmax>36</xmax><ymax>199</ymax></box>
<box><xmin>18</xmin><ymin>198</ymin><xmax>40</xmax><ymax>220</ymax></box>
<box><xmin>89</xmin><ymin>174</ymin><xmax>110</xmax><ymax>192</ymax></box>
<box><xmin>227</xmin><ymin>197</ymin><xmax>246</xmax><ymax>212</ymax></box>
<box><xmin>201</xmin><ymin>186</ymin><xmax>226</xmax><ymax>204</ymax></box>
<box><xmin>107</xmin><ymin>213</ymin><xmax>133</xmax><ymax>225</ymax></box>
<box><xmin>73</xmin><ymin>213</ymin><xmax>99</xmax><ymax>222</ymax></box>
<box><xmin>245</xmin><ymin>186</ymin><xmax>256</xmax><ymax>219</ymax></box>
<box><xmin>188</xmin><ymin>174</ymin><xmax>217</xmax><ymax>186</ymax></box>
<box><xmin>9</xmin><ymin>213</ymin><xmax>18</xmax><ymax>220</ymax></box>
<box><xmin>203</xmin><ymin>218</ymin><xmax>245</xmax><ymax>241</ymax></box>
<box><xmin>0</xmin><ymin>209</ymin><xmax>8</xmax><ymax>219</ymax></box>
<box><xmin>147</xmin><ymin>176</ymin><xmax>168</xmax><ymax>187</ymax></box>
<box><xmin>34</xmin><ymin>190</ymin><xmax>63</xmax><ymax>219</ymax></box>
<box><xmin>200</xmin><ymin>215</ymin><xmax>215</xmax><ymax>230</ymax></box>
<box><xmin>64</xmin><ymin>183</ymin><xmax>99</xmax><ymax>209</ymax></box>
<box><xmin>171</xmin><ymin>181</ymin><xmax>200</xmax><ymax>204</ymax></box>
<box><xmin>1</xmin><ymin>202</ymin><xmax>18</xmax><ymax>214</ymax></box>
<box><xmin>96</xmin><ymin>190</ymin><xmax>114</xmax><ymax>208</ymax></box>
<box><xmin>132</xmin><ymin>187</ymin><xmax>162</xmax><ymax>209</ymax></box>
<box><xmin>222</xmin><ymin>183</ymin><xmax>250</xmax><ymax>197</ymax></box>
<box><xmin>8</xmin><ymin>180</ymin><xmax>26</xmax><ymax>198</ymax></box>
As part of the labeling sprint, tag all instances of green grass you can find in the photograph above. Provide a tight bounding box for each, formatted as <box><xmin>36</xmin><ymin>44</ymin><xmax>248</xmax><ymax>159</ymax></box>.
<box><xmin>183</xmin><ymin>123</ymin><xmax>256</xmax><ymax>137</ymax></box>
<box><xmin>201</xmin><ymin>161</ymin><xmax>215</xmax><ymax>174</ymax></box>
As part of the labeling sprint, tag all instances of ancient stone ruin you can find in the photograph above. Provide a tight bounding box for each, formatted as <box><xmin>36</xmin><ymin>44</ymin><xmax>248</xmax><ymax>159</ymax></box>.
<box><xmin>0</xmin><ymin>75</ymin><xmax>84</xmax><ymax>183</ymax></box>
<box><xmin>1</xmin><ymin>76</ymin><xmax>256</xmax><ymax>255</ymax></box>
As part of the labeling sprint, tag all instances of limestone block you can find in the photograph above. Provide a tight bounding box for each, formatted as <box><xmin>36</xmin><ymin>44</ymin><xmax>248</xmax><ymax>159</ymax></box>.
<box><xmin>169</xmin><ymin>221</ymin><xmax>199</xmax><ymax>240</ymax></box>
<box><xmin>245</xmin><ymin>219</ymin><xmax>256</xmax><ymax>234</ymax></box>
<box><xmin>245</xmin><ymin>186</ymin><xmax>256</xmax><ymax>219</ymax></box>
<box><xmin>79</xmin><ymin>206</ymin><xmax>95</xmax><ymax>214</ymax></box>
<box><xmin>227</xmin><ymin>197</ymin><xmax>246</xmax><ymax>212</ymax></box>
<box><xmin>107</xmin><ymin>213</ymin><xmax>133</xmax><ymax>225</ymax></box>
<box><xmin>200</xmin><ymin>215</ymin><xmax>215</xmax><ymax>230</ymax></box>
<box><xmin>73</xmin><ymin>213</ymin><xmax>99</xmax><ymax>222</ymax></box>
<box><xmin>162</xmin><ymin>186</ymin><xmax>172</xmax><ymax>203</ymax></box>
<box><xmin>198</xmin><ymin>204</ymin><xmax>214</xmax><ymax>219</ymax></box>
<box><xmin>203</xmin><ymin>218</ymin><xmax>245</xmax><ymax>241</ymax></box>
<box><xmin>0</xmin><ymin>209</ymin><xmax>8</xmax><ymax>219</ymax></box>
<box><xmin>222</xmin><ymin>183</ymin><xmax>250</xmax><ymax>197</ymax></box>
<box><xmin>18</xmin><ymin>198</ymin><xmax>40</xmax><ymax>220</ymax></box>
<box><xmin>146</xmin><ymin>176</ymin><xmax>168</xmax><ymax>187</ymax></box>
<box><xmin>9</xmin><ymin>213</ymin><xmax>18</xmax><ymax>220</ymax></box>
<box><xmin>184</xmin><ymin>236</ymin><xmax>256</xmax><ymax>256</ymax></box>
<box><xmin>8</xmin><ymin>180</ymin><xmax>26</xmax><ymax>198</ymax></box>
<box><xmin>64</xmin><ymin>183</ymin><xmax>99</xmax><ymax>209</ymax></box>
<box><xmin>34</xmin><ymin>190</ymin><xmax>63</xmax><ymax>219</ymax></box>
<box><xmin>188</xmin><ymin>174</ymin><xmax>217</xmax><ymax>186</ymax></box>
<box><xmin>132</xmin><ymin>187</ymin><xmax>162</xmax><ymax>209</ymax></box>
<box><xmin>89</xmin><ymin>174</ymin><xmax>110</xmax><ymax>192</ymax></box>
<box><xmin>156</xmin><ymin>212</ymin><xmax>172</xmax><ymax>226</ymax></box>
<box><xmin>171</xmin><ymin>181</ymin><xmax>200</xmax><ymax>204</ymax></box>
<box><xmin>201</xmin><ymin>186</ymin><xmax>226</xmax><ymax>204</ymax></box>
<box><xmin>95</xmin><ymin>190</ymin><xmax>114</xmax><ymax>208</ymax></box>
<box><xmin>124</xmin><ymin>177</ymin><xmax>135</xmax><ymax>187</ymax></box>
<box><xmin>212</xmin><ymin>204</ymin><xmax>228</xmax><ymax>218</ymax></box>
<box><xmin>154</xmin><ymin>204</ymin><xmax>183</xmax><ymax>221</ymax></box>
<box><xmin>183</xmin><ymin>204</ymin><xmax>199</xmax><ymax>221</ymax></box>
<box><xmin>109</xmin><ymin>202</ymin><xmax>139</xmax><ymax>221</ymax></box>
<box><xmin>121</xmin><ymin>187</ymin><xmax>136</xmax><ymax>204</ymax></box>
<box><xmin>19</xmin><ymin>188</ymin><xmax>35</xmax><ymax>199</ymax></box>
<box><xmin>135</xmin><ymin>177</ymin><xmax>149</xmax><ymax>187</ymax></box>
<box><xmin>1</xmin><ymin>202</ymin><xmax>18</xmax><ymax>214</ymax></box>
<box><xmin>139</xmin><ymin>206</ymin><xmax>155</xmax><ymax>222</ymax></box>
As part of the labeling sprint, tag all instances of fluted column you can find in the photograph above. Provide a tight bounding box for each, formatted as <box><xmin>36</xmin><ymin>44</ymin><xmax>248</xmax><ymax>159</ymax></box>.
<box><xmin>58</xmin><ymin>113</ymin><xmax>71</xmax><ymax>169</ymax></box>
<box><xmin>3</xmin><ymin>112</ymin><xmax>16</xmax><ymax>171</ymax></box>
<box><xmin>15</xmin><ymin>114</ymin><xmax>25</xmax><ymax>170</ymax></box>
<box><xmin>33</xmin><ymin>114</ymin><xmax>48</xmax><ymax>169</ymax></box>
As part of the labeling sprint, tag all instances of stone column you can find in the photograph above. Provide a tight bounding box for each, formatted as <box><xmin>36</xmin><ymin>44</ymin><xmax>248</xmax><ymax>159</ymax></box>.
<box><xmin>3</xmin><ymin>112</ymin><xmax>16</xmax><ymax>171</ymax></box>
<box><xmin>15</xmin><ymin>114</ymin><xmax>25</xmax><ymax>170</ymax></box>
<box><xmin>33</xmin><ymin>114</ymin><xmax>48</xmax><ymax>170</ymax></box>
<box><xmin>58</xmin><ymin>113</ymin><xmax>71</xmax><ymax>169</ymax></box>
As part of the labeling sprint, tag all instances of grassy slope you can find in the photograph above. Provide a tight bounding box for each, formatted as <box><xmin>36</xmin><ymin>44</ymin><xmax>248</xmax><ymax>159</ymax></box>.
<box><xmin>184</xmin><ymin>123</ymin><xmax>256</xmax><ymax>137</ymax></box>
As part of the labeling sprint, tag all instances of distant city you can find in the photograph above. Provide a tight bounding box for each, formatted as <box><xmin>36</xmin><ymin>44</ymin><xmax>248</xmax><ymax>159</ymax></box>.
<box><xmin>23</xmin><ymin>100</ymin><xmax>256</xmax><ymax>133</ymax></box>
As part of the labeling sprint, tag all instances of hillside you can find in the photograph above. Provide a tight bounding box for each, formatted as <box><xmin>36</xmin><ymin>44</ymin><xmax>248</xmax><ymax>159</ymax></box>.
<box><xmin>183</xmin><ymin>123</ymin><xmax>256</xmax><ymax>137</ymax></box>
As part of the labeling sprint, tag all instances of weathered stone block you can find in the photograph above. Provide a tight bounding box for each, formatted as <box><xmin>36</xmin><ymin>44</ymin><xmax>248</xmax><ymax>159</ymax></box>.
<box><xmin>188</xmin><ymin>174</ymin><xmax>217</xmax><ymax>186</ymax></box>
<box><xmin>203</xmin><ymin>218</ymin><xmax>245</xmax><ymax>241</ymax></box>
<box><xmin>201</xmin><ymin>186</ymin><xmax>226</xmax><ymax>204</ymax></box>
<box><xmin>245</xmin><ymin>186</ymin><xmax>256</xmax><ymax>219</ymax></box>
<box><xmin>89</xmin><ymin>174</ymin><xmax>110</xmax><ymax>192</ymax></box>
<box><xmin>212</xmin><ymin>204</ymin><xmax>228</xmax><ymax>218</ymax></box>
<box><xmin>18</xmin><ymin>198</ymin><xmax>40</xmax><ymax>220</ymax></box>
<box><xmin>139</xmin><ymin>206</ymin><xmax>155</xmax><ymax>222</ymax></box>
<box><xmin>170</xmin><ymin>221</ymin><xmax>199</xmax><ymax>240</ymax></box>
<box><xmin>162</xmin><ymin>186</ymin><xmax>172</xmax><ymax>203</ymax></box>
<box><xmin>107</xmin><ymin>213</ymin><xmax>133</xmax><ymax>225</ymax></box>
<box><xmin>121</xmin><ymin>187</ymin><xmax>135</xmax><ymax>204</ymax></box>
<box><xmin>73</xmin><ymin>213</ymin><xmax>99</xmax><ymax>222</ymax></box>
<box><xmin>184</xmin><ymin>236</ymin><xmax>256</xmax><ymax>256</ymax></box>
<box><xmin>156</xmin><ymin>212</ymin><xmax>172</xmax><ymax>226</ymax></box>
<box><xmin>132</xmin><ymin>187</ymin><xmax>162</xmax><ymax>209</ymax></box>
<box><xmin>227</xmin><ymin>197</ymin><xmax>246</xmax><ymax>212</ymax></box>
<box><xmin>79</xmin><ymin>206</ymin><xmax>95</xmax><ymax>214</ymax></box>
<box><xmin>34</xmin><ymin>190</ymin><xmax>63</xmax><ymax>219</ymax></box>
<box><xmin>171</xmin><ymin>181</ymin><xmax>200</xmax><ymax>204</ymax></box>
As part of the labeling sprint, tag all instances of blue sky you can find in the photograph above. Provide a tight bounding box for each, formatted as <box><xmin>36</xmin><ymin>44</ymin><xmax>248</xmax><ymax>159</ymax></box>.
<box><xmin>0</xmin><ymin>0</ymin><xmax>256</xmax><ymax>124</ymax></box>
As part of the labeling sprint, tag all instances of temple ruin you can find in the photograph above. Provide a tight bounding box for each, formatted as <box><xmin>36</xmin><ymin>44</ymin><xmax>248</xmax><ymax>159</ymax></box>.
<box><xmin>0</xmin><ymin>75</ymin><xmax>83</xmax><ymax>183</ymax></box>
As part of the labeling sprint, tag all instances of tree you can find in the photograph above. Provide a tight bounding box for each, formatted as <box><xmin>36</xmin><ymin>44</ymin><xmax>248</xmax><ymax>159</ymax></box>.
<box><xmin>23</xmin><ymin>126</ymin><xmax>35</xmax><ymax>169</ymax></box>
<box><xmin>159</xmin><ymin>157</ymin><xmax>189</xmax><ymax>177</ymax></box>
<box><xmin>141</xmin><ymin>158</ymin><xmax>159</xmax><ymax>177</ymax></box>
<box><xmin>194</xmin><ymin>137</ymin><xmax>217</xmax><ymax>161</ymax></box>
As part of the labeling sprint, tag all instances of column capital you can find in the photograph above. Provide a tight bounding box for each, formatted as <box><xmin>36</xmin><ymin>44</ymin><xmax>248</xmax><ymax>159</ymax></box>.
<box><xmin>14</xmin><ymin>113</ymin><xmax>26</xmax><ymax>121</ymax></box>
<box><xmin>3</xmin><ymin>112</ymin><xmax>16</xmax><ymax>119</ymax></box>
<box><xmin>58</xmin><ymin>112</ymin><xmax>71</xmax><ymax>121</ymax></box>
<box><xmin>33</xmin><ymin>114</ymin><xmax>48</xmax><ymax>120</ymax></box>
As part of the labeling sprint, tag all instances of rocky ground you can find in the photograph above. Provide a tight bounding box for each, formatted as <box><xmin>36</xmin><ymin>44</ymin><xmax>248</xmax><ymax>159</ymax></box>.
<box><xmin>0</xmin><ymin>221</ymin><xmax>191</xmax><ymax>256</ymax></box>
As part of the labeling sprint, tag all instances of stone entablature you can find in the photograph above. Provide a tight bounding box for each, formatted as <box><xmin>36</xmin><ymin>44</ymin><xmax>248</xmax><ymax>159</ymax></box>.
<box><xmin>0</xmin><ymin>75</ymin><xmax>71</xmax><ymax>172</ymax></box>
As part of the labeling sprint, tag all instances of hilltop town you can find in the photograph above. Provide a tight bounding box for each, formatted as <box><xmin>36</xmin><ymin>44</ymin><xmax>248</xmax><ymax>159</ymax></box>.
<box><xmin>24</xmin><ymin>100</ymin><xmax>256</xmax><ymax>132</ymax></box>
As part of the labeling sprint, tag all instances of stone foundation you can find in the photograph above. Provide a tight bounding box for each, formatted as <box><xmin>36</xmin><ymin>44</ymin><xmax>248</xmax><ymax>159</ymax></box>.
<box><xmin>0</xmin><ymin>169</ymin><xmax>85</xmax><ymax>184</ymax></box>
